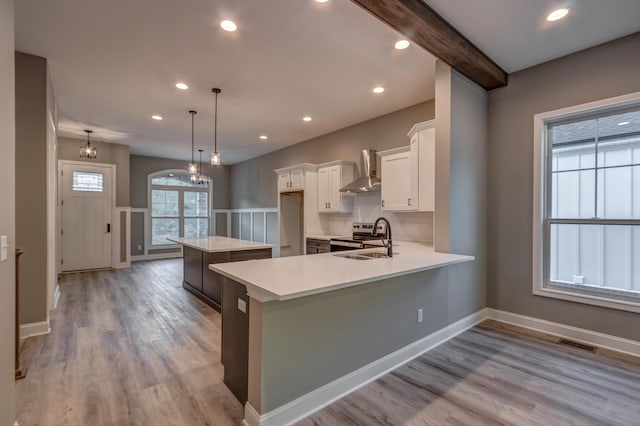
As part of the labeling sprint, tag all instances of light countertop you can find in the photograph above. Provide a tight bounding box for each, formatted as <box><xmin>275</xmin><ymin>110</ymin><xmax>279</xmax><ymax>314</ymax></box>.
<box><xmin>168</xmin><ymin>236</ymin><xmax>274</xmax><ymax>253</ymax></box>
<box><xmin>210</xmin><ymin>241</ymin><xmax>473</xmax><ymax>302</ymax></box>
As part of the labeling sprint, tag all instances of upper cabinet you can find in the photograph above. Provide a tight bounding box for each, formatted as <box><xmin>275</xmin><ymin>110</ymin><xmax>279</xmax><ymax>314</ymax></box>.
<box><xmin>317</xmin><ymin>161</ymin><xmax>354</xmax><ymax>213</ymax></box>
<box><xmin>277</xmin><ymin>166</ymin><xmax>307</xmax><ymax>192</ymax></box>
<box><xmin>379</xmin><ymin>120</ymin><xmax>435</xmax><ymax>212</ymax></box>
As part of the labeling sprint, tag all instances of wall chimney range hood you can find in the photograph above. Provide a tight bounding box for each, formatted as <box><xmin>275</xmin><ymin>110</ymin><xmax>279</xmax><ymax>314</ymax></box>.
<box><xmin>339</xmin><ymin>149</ymin><xmax>381</xmax><ymax>193</ymax></box>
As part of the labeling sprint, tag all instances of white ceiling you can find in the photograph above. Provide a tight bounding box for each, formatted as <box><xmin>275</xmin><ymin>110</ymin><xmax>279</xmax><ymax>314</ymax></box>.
<box><xmin>15</xmin><ymin>0</ymin><xmax>437</xmax><ymax>164</ymax></box>
<box><xmin>16</xmin><ymin>1</ymin><xmax>640</xmax><ymax>165</ymax></box>
<box><xmin>424</xmin><ymin>0</ymin><xmax>640</xmax><ymax>73</ymax></box>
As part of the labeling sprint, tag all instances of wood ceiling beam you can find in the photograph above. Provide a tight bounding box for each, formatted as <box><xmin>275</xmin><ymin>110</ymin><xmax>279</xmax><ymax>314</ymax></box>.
<box><xmin>350</xmin><ymin>0</ymin><xmax>508</xmax><ymax>90</ymax></box>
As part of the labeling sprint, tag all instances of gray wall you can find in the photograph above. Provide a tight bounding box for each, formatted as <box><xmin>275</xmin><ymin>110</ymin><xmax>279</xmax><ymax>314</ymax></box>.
<box><xmin>488</xmin><ymin>32</ymin><xmax>640</xmax><ymax>340</ymax></box>
<box><xmin>58</xmin><ymin>136</ymin><xmax>130</xmax><ymax>207</ymax></box>
<box><xmin>256</xmin><ymin>266</ymin><xmax>471</xmax><ymax>412</ymax></box>
<box><xmin>230</xmin><ymin>101</ymin><xmax>434</xmax><ymax>208</ymax></box>
<box><xmin>0</xmin><ymin>0</ymin><xmax>15</xmax><ymax>422</ymax></box>
<box><xmin>129</xmin><ymin>154</ymin><xmax>231</xmax><ymax>255</ymax></box>
<box><xmin>15</xmin><ymin>52</ymin><xmax>49</xmax><ymax>324</ymax></box>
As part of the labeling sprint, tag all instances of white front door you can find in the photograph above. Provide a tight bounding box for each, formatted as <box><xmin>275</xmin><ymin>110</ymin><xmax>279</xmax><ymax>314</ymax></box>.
<box><xmin>61</xmin><ymin>162</ymin><xmax>114</xmax><ymax>271</ymax></box>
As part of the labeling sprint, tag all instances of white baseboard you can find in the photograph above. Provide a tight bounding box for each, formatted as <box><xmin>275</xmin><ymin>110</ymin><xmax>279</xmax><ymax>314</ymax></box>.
<box><xmin>131</xmin><ymin>252</ymin><xmax>182</xmax><ymax>262</ymax></box>
<box><xmin>20</xmin><ymin>320</ymin><xmax>50</xmax><ymax>340</ymax></box>
<box><xmin>245</xmin><ymin>308</ymin><xmax>490</xmax><ymax>426</ymax></box>
<box><xmin>486</xmin><ymin>308</ymin><xmax>640</xmax><ymax>357</ymax></box>
<box><xmin>53</xmin><ymin>284</ymin><xmax>60</xmax><ymax>310</ymax></box>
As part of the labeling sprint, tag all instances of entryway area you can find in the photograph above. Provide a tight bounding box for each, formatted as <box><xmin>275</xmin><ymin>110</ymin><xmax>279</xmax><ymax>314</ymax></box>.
<box><xmin>59</xmin><ymin>161</ymin><xmax>115</xmax><ymax>272</ymax></box>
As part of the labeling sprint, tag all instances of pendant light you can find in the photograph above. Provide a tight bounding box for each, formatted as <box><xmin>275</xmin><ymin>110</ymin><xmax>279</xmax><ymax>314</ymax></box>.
<box><xmin>188</xmin><ymin>110</ymin><xmax>198</xmax><ymax>180</ymax></box>
<box><xmin>210</xmin><ymin>88</ymin><xmax>221</xmax><ymax>165</ymax></box>
<box><xmin>197</xmin><ymin>149</ymin><xmax>207</xmax><ymax>184</ymax></box>
<box><xmin>80</xmin><ymin>130</ymin><xmax>97</xmax><ymax>159</ymax></box>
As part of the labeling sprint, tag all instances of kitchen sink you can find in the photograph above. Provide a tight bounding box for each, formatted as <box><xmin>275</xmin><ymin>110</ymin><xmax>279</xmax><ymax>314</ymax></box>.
<box><xmin>334</xmin><ymin>252</ymin><xmax>396</xmax><ymax>260</ymax></box>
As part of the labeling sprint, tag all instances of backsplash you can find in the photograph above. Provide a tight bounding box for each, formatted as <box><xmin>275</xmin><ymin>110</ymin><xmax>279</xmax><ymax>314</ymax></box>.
<box><xmin>322</xmin><ymin>192</ymin><xmax>433</xmax><ymax>243</ymax></box>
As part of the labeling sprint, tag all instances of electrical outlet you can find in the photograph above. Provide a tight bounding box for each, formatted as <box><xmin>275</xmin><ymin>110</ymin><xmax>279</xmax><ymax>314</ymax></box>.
<box><xmin>417</xmin><ymin>308</ymin><xmax>423</xmax><ymax>323</ymax></box>
<box><xmin>137</xmin><ymin>245</ymin><xmax>142</xmax><ymax>251</ymax></box>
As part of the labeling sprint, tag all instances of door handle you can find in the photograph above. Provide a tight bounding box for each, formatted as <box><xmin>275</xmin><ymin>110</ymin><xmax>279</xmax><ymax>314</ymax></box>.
<box><xmin>107</xmin><ymin>223</ymin><xmax>111</xmax><ymax>233</ymax></box>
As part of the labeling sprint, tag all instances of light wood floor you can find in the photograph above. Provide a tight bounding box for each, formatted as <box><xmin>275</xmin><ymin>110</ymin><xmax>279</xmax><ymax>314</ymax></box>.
<box><xmin>16</xmin><ymin>259</ymin><xmax>244</xmax><ymax>426</ymax></box>
<box><xmin>16</xmin><ymin>260</ymin><xmax>640</xmax><ymax>425</ymax></box>
<box><xmin>299</xmin><ymin>320</ymin><xmax>640</xmax><ymax>426</ymax></box>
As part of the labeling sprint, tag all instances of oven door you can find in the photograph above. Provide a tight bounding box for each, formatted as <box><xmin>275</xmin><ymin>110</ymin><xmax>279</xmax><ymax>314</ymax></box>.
<box><xmin>329</xmin><ymin>239</ymin><xmax>364</xmax><ymax>252</ymax></box>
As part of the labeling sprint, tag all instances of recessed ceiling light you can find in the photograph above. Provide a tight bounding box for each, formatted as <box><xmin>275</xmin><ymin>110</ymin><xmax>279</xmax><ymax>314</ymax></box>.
<box><xmin>220</xmin><ymin>20</ymin><xmax>237</xmax><ymax>32</ymax></box>
<box><xmin>315</xmin><ymin>0</ymin><xmax>329</xmax><ymax>3</ymax></box>
<box><xmin>618</xmin><ymin>121</ymin><xmax>630</xmax><ymax>126</ymax></box>
<box><xmin>259</xmin><ymin>135</ymin><xmax>268</xmax><ymax>140</ymax></box>
<box><xmin>372</xmin><ymin>86</ymin><xmax>385</xmax><ymax>94</ymax></box>
<box><xmin>176</xmin><ymin>82</ymin><xmax>189</xmax><ymax>90</ymax></box>
<box><xmin>303</xmin><ymin>116</ymin><xmax>312</xmax><ymax>122</ymax></box>
<box><xmin>152</xmin><ymin>115</ymin><xmax>163</xmax><ymax>120</ymax></box>
<box><xmin>546</xmin><ymin>8</ymin><xmax>569</xmax><ymax>22</ymax></box>
<box><xmin>394</xmin><ymin>40</ymin><xmax>410</xmax><ymax>50</ymax></box>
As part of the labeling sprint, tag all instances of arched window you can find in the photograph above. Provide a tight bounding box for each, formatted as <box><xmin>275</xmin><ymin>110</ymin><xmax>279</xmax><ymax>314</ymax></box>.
<box><xmin>148</xmin><ymin>169</ymin><xmax>212</xmax><ymax>246</ymax></box>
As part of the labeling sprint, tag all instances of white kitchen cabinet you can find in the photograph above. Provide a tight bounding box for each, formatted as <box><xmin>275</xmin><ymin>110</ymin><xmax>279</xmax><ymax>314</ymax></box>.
<box><xmin>317</xmin><ymin>161</ymin><xmax>354</xmax><ymax>213</ymax></box>
<box><xmin>380</xmin><ymin>147</ymin><xmax>416</xmax><ymax>211</ymax></box>
<box><xmin>379</xmin><ymin>120</ymin><xmax>435</xmax><ymax>212</ymax></box>
<box><xmin>277</xmin><ymin>166</ymin><xmax>305</xmax><ymax>192</ymax></box>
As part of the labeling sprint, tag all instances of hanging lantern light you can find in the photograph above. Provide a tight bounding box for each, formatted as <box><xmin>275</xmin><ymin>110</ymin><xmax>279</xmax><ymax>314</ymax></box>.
<box><xmin>80</xmin><ymin>130</ymin><xmax>97</xmax><ymax>159</ymax></box>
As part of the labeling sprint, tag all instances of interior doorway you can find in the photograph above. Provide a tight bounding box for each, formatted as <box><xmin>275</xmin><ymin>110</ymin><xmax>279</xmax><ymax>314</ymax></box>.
<box><xmin>59</xmin><ymin>161</ymin><xmax>115</xmax><ymax>271</ymax></box>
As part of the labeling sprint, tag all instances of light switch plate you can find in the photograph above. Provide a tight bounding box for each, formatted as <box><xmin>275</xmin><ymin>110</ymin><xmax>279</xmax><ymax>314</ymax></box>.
<box><xmin>0</xmin><ymin>235</ymin><xmax>8</xmax><ymax>262</ymax></box>
<box><xmin>238</xmin><ymin>298</ymin><xmax>247</xmax><ymax>313</ymax></box>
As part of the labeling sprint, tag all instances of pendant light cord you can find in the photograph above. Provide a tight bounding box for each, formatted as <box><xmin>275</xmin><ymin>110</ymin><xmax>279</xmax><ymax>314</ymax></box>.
<box><xmin>214</xmin><ymin>90</ymin><xmax>218</xmax><ymax>153</ymax></box>
<box><xmin>191</xmin><ymin>111</ymin><xmax>195</xmax><ymax>164</ymax></box>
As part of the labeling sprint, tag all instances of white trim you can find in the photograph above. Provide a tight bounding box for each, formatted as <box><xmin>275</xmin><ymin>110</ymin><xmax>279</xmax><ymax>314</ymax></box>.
<box><xmin>46</xmin><ymin>113</ymin><xmax>58</xmax><ymax>316</ymax></box>
<box><xmin>532</xmin><ymin>91</ymin><xmax>640</xmax><ymax>314</ymax></box>
<box><xmin>53</xmin><ymin>284</ymin><xmax>60</xmax><ymax>310</ymax></box>
<box><xmin>114</xmin><ymin>207</ymin><xmax>131</xmax><ymax>269</ymax></box>
<box><xmin>487</xmin><ymin>308</ymin><xmax>640</xmax><ymax>357</ymax></box>
<box><xmin>245</xmin><ymin>308</ymin><xmax>489</xmax><ymax>426</ymax></box>
<box><xmin>147</xmin><ymin>169</ymin><xmax>212</xmax><ymax>251</ymax></box>
<box><xmin>19</xmin><ymin>320</ymin><xmax>50</xmax><ymax>340</ymax></box>
<box><xmin>131</xmin><ymin>252</ymin><xmax>183</xmax><ymax>262</ymax></box>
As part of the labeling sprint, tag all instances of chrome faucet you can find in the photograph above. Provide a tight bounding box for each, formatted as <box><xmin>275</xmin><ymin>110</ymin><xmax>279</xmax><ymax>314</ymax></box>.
<box><xmin>372</xmin><ymin>217</ymin><xmax>392</xmax><ymax>257</ymax></box>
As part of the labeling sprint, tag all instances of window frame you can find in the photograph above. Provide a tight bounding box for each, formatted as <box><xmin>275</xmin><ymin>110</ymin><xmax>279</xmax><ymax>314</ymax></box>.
<box><xmin>147</xmin><ymin>169</ymin><xmax>212</xmax><ymax>249</ymax></box>
<box><xmin>533</xmin><ymin>91</ymin><xmax>640</xmax><ymax>313</ymax></box>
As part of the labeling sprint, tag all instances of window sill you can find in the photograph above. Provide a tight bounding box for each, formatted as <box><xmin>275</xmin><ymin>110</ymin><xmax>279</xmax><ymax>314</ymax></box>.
<box><xmin>534</xmin><ymin>285</ymin><xmax>640</xmax><ymax>314</ymax></box>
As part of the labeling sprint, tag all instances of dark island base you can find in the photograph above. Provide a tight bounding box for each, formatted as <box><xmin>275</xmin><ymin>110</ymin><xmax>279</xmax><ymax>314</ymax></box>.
<box><xmin>181</xmin><ymin>246</ymin><xmax>272</xmax><ymax>314</ymax></box>
<box><xmin>183</xmin><ymin>281</ymin><xmax>222</xmax><ymax>312</ymax></box>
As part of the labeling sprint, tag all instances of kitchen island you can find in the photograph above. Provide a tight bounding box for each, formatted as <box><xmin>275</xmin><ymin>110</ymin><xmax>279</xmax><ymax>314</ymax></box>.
<box><xmin>210</xmin><ymin>242</ymin><xmax>474</xmax><ymax>424</ymax></box>
<box><xmin>168</xmin><ymin>236</ymin><xmax>273</xmax><ymax>311</ymax></box>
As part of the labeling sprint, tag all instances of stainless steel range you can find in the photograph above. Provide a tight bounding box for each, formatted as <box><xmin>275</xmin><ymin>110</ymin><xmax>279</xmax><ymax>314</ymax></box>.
<box><xmin>329</xmin><ymin>222</ymin><xmax>387</xmax><ymax>252</ymax></box>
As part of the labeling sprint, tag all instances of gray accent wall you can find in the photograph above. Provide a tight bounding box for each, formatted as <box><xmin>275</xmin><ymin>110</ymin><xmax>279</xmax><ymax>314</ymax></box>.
<box><xmin>58</xmin><ymin>136</ymin><xmax>130</xmax><ymax>207</ymax></box>
<box><xmin>0</xmin><ymin>0</ymin><xmax>15</xmax><ymax>422</ymax></box>
<box><xmin>230</xmin><ymin>101</ymin><xmax>434</xmax><ymax>208</ymax></box>
<box><xmin>15</xmin><ymin>52</ymin><xmax>50</xmax><ymax>325</ymax></box>
<box><xmin>256</xmin><ymin>267</ymin><xmax>471</xmax><ymax>412</ymax></box>
<box><xmin>488</xmin><ymin>32</ymin><xmax>640</xmax><ymax>340</ymax></box>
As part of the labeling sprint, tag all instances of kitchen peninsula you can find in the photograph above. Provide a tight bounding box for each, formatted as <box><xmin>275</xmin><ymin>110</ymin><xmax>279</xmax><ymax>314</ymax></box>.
<box><xmin>211</xmin><ymin>242</ymin><xmax>473</xmax><ymax>424</ymax></box>
<box><xmin>169</xmin><ymin>236</ymin><xmax>273</xmax><ymax>311</ymax></box>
